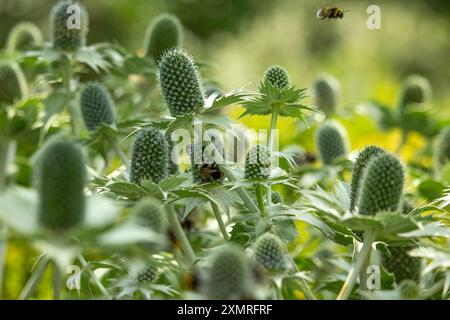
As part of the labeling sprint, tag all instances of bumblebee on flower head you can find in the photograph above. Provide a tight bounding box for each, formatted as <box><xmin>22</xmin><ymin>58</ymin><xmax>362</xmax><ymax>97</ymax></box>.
<box><xmin>317</xmin><ymin>6</ymin><xmax>348</xmax><ymax>20</ymax></box>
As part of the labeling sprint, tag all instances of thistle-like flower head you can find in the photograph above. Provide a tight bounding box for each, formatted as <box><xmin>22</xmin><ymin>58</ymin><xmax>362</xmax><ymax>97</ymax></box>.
<box><xmin>80</xmin><ymin>82</ymin><xmax>115</xmax><ymax>132</ymax></box>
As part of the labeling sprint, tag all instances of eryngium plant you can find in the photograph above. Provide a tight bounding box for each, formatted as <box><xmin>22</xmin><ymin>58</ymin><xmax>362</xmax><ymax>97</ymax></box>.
<box><xmin>80</xmin><ymin>82</ymin><xmax>115</xmax><ymax>132</ymax></box>
<box><xmin>271</xmin><ymin>191</ymin><xmax>282</xmax><ymax>204</ymax></box>
<box><xmin>312</xmin><ymin>74</ymin><xmax>340</xmax><ymax>116</ymax></box>
<box><xmin>398</xmin><ymin>75</ymin><xmax>432</xmax><ymax>112</ymax></box>
<box><xmin>204</xmin><ymin>245</ymin><xmax>252</xmax><ymax>299</ymax></box>
<box><xmin>130</xmin><ymin>127</ymin><xmax>169</xmax><ymax>184</ymax></box>
<box><xmin>137</xmin><ymin>264</ymin><xmax>159</xmax><ymax>284</ymax></box>
<box><xmin>434</xmin><ymin>126</ymin><xmax>450</xmax><ymax>172</ymax></box>
<box><xmin>316</xmin><ymin>120</ymin><xmax>348</xmax><ymax>165</ymax></box>
<box><xmin>144</xmin><ymin>14</ymin><xmax>183</xmax><ymax>62</ymax></box>
<box><xmin>264</xmin><ymin>65</ymin><xmax>289</xmax><ymax>90</ymax></box>
<box><xmin>245</xmin><ymin>145</ymin><xmax>271</xmax><ymax>180</ymax></box>
<box><xmin>132</xmin><ymin>198</ymin><xmax>165</xmax><ymax>233</ymax></box>
<box><xmin>357</xmin><ymin>153</ymin><xmax>404</xmax><ymax>216</ymax></box>
<box><xmin>0</xmin><ymin>61</ymin><xmax>27</xmax><ymax>106</ymax></box>
<box><xmin>37</xmin><ymin>140</ymin><xmax>86</xmax><ymax>231</ymax></box>
<box><xmin>254</xmin><ymin>233</ymin><xmax>286</xmax><ymax>271</ymax></box>
<box><xmin>50</xmin><ymin>0</ymin><xmax>89</xmax><ymax>51</ymax></box>
<box><xmin>6</xmin><ymin>22</ymin><xmax>43</xmax><ymax>52</ymax></box>
<box><xmin>165</xmin><ymin>132</ymin><xmax>180</xmax><ymax>176</ymax></box>
<box><xmin>158</xmin><ymin>49</ymin><xmax>205</xmax><ymax>117</ymax></box>
<box><xmin>350</xmin><ymin>145</ymin><xmax>387</xmax><ymax>210</ymax></box>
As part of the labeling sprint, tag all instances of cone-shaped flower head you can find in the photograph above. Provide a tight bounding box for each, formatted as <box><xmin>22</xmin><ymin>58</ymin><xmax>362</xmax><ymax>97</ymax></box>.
<box><xmin>130</xmin><ymin>127</ymin><xmax>169</xmax><ymax>184</ymax></box>
<box><xmin>350</xmin><ymin>146</ymin><xmax>387</xmax><ymax>210</ymax></box>
<box><xmin>245</xmin><ymin>145</ymin><xmax>271</xmax><ymax>180</ymax></box>
<box><xmin>312</xmin><ymin>74</ymin><xmax>340</xmax><ymax>116</ymax></box>
<box><xmin>6</xmin><ymin>22</ymin><xmax>43</xmax><ymax>52</ymax></box>
<box><xmin>132</xmin><ymin>198</ymin><xmax>166</xmax><ymax>233</ymax></box>
<box><xmin>254</xmin><ymin>233</ymin><xmax>287</xmax><ymax>271</ymax></box>
<box><xmin>357</xmin><ymin>153</ymin><xmax>404</xmax><ymax>216</ymax></box>
<box><xmin>0</xmin><ymin>61</ymin><xmax>27</xmax><ymax>106</ymax></box>
<box><xmin>264</xmin><ymin>65</ymin><xmax>289</xmax><ymax>90</ymax></box>
<box><xmin>398</xmin><ymin>75</ymin><xmax>432</xmax><ymax>112</ymax></box>
<box><xmin>137</xmin><ymin>264</ymin><xmax>159</xmax><ymax>284</ymax></box>
<box><xmin>316</xmin><ymin>120</ymin><xmax>349</xmax><ymax>165</ymax></box>
<box><xmin>271</xmin><ymin>191</ymin><xmax>283</xmax><ymax>204</ymax></box>
<box><xmin>144</xmin><ymin>14</ymin><xmax>183</xmax><ymax>63</ymax></box>
<box><xmin>434</xmin><ymin>126</ymin><xmax>450</xmax><ymax>172</ymax></box>
<box><xmin>205</xmin><ymin>245</ymin><xmax>252</xmax><ymax>299</ymax></box>
<box><xmin>37</xmin><ymin>140</ymin><xmax>86</xmax><ymax>231</ymax></box>
<box><xmin>50</xmin><ymin>0</ymin><xmax>89</xmax><ymax>51</ymax></box>
<box><xmin>382</xmin><ymin>246</ymin><xmax>421</xmax><ymax>284</ymax></box>
<box><xmin>158</xmin><ymin>49</ymin><xmax>205</xmax><ymax>117</ymax></box>
<box><xmin>80</xmin><ymin>82</ymin><xmax>115</xmax><ymax>132</ymax></box>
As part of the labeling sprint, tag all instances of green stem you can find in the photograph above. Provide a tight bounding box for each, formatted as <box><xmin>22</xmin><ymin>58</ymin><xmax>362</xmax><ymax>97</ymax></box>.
<box><xmin>266</xmin><ymin>105</ymin><xmax>279</xmax><ymax>206</ymax></box>
<box><xmin>359</xmin><ymin>247</ymin><xmax>372</xmax><ymax>299</ymax></box>
<box><xmin>395</xmin><ymin>129</ymin><xmax>408</xmax><ymax>155</ymax></box>
<box><xmin>286</xmin><ymin>249</ymin><xmax>316</xmax><ymax>300</ymax></box>
<box><xmin>0</xmin><ymin>138</ymin><xmax>10</xmax><ymax>193</ymax></box>
<box><xmin>0</xmin><ymin>225</ymin><xmax>7</xmax><ymax>298</ymax></box>
<box><xmin>110</xmin><ymin>137</ymin><xmax>130</xmax><ymax>170</ymax></box>
<box><xmin>18</xmin><ymin>255</ymin><xmax>50</xmax><ymax>300</ymax></box>
<box><xmin>52</xmin><ymin>262</ymin><xmax>62</xmax><ymax>300</ymax></box>
<box><xmin>211</xmin><ymin>202</ymin><xmax>229</xmax><ymax>241</ymax></box>
<box><xmin>62</xmin><ymin>55</ymin><xmax>77</xmax><ymax>136</ymax></box>
<box><xmin>222</xmin><ymin>167</ymin><xmax>259</xmax><ymax>214</ymax></box>
<box><xmin>337</xmin><ymin>229</ymin><xmax>377</xmax><ymax>300</ymax></box>
<box><xmin>167</xmin><ymin>206</ymin><xmax>196</xmax><ymax>266</ymax></box>
<box><xmin>78</xmin><ymin>254</ymin><xmax>112</xmax><ymax>299</ymax></box>
<box><xmin>255</xmin><ymin>183</ymin><xmax>266</xmax><ymax>217</ymax></box>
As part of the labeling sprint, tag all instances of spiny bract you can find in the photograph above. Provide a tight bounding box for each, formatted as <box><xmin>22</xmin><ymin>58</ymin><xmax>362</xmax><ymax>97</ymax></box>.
<box><xmin>0</xmin><ymin>61</ymin><xmax>27</xmax><ymax>106</ymax></box>
<box><xmin>350</xmin><ymin>145</ymin><xmax>387</xmax><ymax>210</ymax></box>
<box><xmin>245</xmin><ymin>145</ymin><xmax>271</xmax><ymax>180</ymax></box>
<box><xmin>357</xmin><ymin>153</ymin><xmax>405</xmax><ymax>216</ymax></box>
<box><xmin>204</xmin><ymin>245</ymin><xmax>252</xmax><ymax>299</ymax></box>
<box><xmin>434</xmin><ymin>126</ymin><xmax>450</xmax><ymax>172</ymax></box>
<box><xmin>398</xmin><ymin>75</ymin><xmax>432</xmax><ymax>111</ymax></box>
<box><xmin>6</xmin><ymin>22</ymin><xmax>43</xmax><ymax>52</ymax></box>
<box><xmin>312</xmin><ymin>74</ymin><xmax>340</xmax><ymax>116</ymax></box>
<box><xmin>254</xmin><ymin>233</ymin><xmax>287</xmax><ymax>271</ymax></box>
<box><xmin>264</xmin><ymin>65</ymin><xmax>289</xmax><ymax>90</ymax></box>
<box><xmin>316</xmin><ymin>120</ymin><xmax>348</xmax><ymax>165</ymax></box>
<box><xmin>50</xmin><ymin>0</ymin><xmax>89</xmax><ymax>51</ymax></box>
<box><xmin>144</xmin><ymin>13</ymin><xmax>183</xmax><ymax>62</ymax></box>
<box><xmin>80</xmin><ymin>82</ymin><xmax>115</xmax><ymax>132</ymax></box>
<box><xmin>37</xmin><ymin>140</ymin><xmax>86</xmax><ymax>231</ymax></box>
<box><xmin>132</xmin><ymin>198</ymin><xmax>165</xmax><ymax>233</ymax></box>
<box><xmin>158</xmin><ymin>49</ymin><xmax>205</xmax><ymax>117</ymax></box>
<box><xmin>137</xmin><ymin>265</ymin><xmax>159</xmax><ymax>284</ymax></box>
<box><xmin>130</xmin><ymin>127</ymin><xmax>169</xmax><ymax>184</ymax></box>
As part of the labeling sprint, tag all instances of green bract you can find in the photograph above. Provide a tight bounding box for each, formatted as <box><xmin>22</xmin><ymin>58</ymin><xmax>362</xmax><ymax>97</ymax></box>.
<box><xmin>37</xmin><ymin>140</ymin><xmax>86</xmax><ymax>232</ymax></box>
<box><xmin>145</xmin><ymin>14</ymin><xmax>183</xmax><ymax>62</ymax></box>
<box><xmin>254</xmin><ymin>233</ymin><xmax>286</xmax><ymax>271</ymax></box>
<box><xmin>264</xmin><ymin>65</ymin><xmax>289</xmax><ymax>90</ymax></box>
<box><xmin>205</xmin><ymin>245</ymin><xmax>251</xmax><ymax>299</ymax></box>
<box><xmin>80</xmin><ymin>82</ymin><xmax>115</xmax><ymax>132</ymax></box>
<box><xmin>6</xmin><ymin>22</ymin><xmax>43</xmax><ymax>52</ymax></box>
<box><xmin>0</xmin><ymin>61</ymin><xmax>27</xmax><ymax>106</ymax></box>
<box><xmin>50</xmin><ymin>0</ymin><xmax>89</xmax><ymax>51</ymax></box>
<box><xmin>158</xmin><ymin>49</ymin><xmax>205</xmax><ymax>117</ymax></box>
<box><xmin>316</xmin><ymin>120</ymin><xmax>348</xmax><ymax>165</ymax></box>
<box><xmin>130</xmin><ymin>127</ymin><xmax>169</xmax><ymax>184</ymax></box>
<box><xmin>350</xmin><ymin>146</ymin><xmax>386</xmax><ymax>210</ymax></box>
<box><xmin>312</xmin><ymin>75</ymin><xmax>340</xmax><ymax>116</ymax></box>
<box><xmin>357</xmin><ymin>153</ymin><xmax>404</xmax><ymax>216</ymax></box>
<box><xmin>245</xmin><ymin>145</ymin><xmax>271</xmax><ymax>180</ymax></box>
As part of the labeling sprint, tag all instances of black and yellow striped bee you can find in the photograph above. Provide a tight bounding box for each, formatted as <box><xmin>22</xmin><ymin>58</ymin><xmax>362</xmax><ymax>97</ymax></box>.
<box><xmin>195</xmin><ymin>163</ymin><xmax>224</xmax><ymax>183</ymax></box>
<box><xmin>317</xmin><ymin>6</ymin><xmax>347</xmax><ymax>20</ymax></box>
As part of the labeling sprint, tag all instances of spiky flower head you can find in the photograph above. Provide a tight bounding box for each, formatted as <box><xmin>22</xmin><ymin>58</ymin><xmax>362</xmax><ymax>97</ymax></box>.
<box><xmin>312</xmin><ymin>74</ymin><xmax>340</xmax><ymax>116</ymax></box>
<box><xmin>205</xmin><ymin>245</ymin><xmax>251</xmax><ymax>300</ymax></box>
<box><xmin>0</xmin><ymin>61</ymin><xmax>27</xmax><ymax>106</ymax></box>
<box><xmin>144</xmin><ymin>14</ymin><xmax>183</xmax><ymax>62</ymax></box>
<box><xmin>50</xmin><ymin>0</ymin><xmax>89</xmax><ymax>51</ymax></box>
<box><xmin>350</xmin><ymin>146</ymin><xmax>387</xmax><ymax>210</ymax></box>
<box><xmin>382</xmin><ymin>246</ymin><xmax>421</xmax><ymax>284</ymax></box>
<box><xmin>434</xmin><ymin>126</ymin><xmax>450</xmax><ymax>172</ymax></box>
<box><xmin>264</xmin><ymin>65</ymin><xmax>289</xmax><ymax>90</ymax></box>
<box><xmin>357</xmin><ymin>153</ymin><xmax>404</xmax><ymax>216</ymax></box>
<box><xmin>316</xmin><ymin>120</ymin><xmax>349</xmax><ymax>165</ymax></box>
<box><xmin>130</xmin><ymin>127</ymin><xmax>169</xmax><ymax>184</ymax></box>
<box><xmin>399</xmin><ymin>280</ymin><xmax>420</xmax><ymax>299</ymax></box>
<box><xmin>254</xmin><ymin>233</ymin><xmax>287</xmax><ymax>271</ymax></box>
<box><xmin>398</xmin><ymin>75</ymin><xmax>432</xmax><ymax>111</ymax></box>
<box><xmin>80</xmin><ymin>82</ymin><xmax>115</xmax><ymax>132</ymax></box>
<box><xmin>271</xmin><ymin>191</ymin><xmax>283</xmax><ymax>204</ymax></box>
<box><xmin>6</xmin><ymin>22</ymin><xmax>43</xmax><ymax>52</ymax></box>
<box><xmin>132</xmin><ymin>198</ymin><xmax>166</xmax><ymax>233</ymax></box>
<box><xmin>137</xmin><ymin>264</ymin><xmax>159</xmax><ymax>284</ymax></box>
<box><xmin>36</xmin><ymin>140</ymin><xmax>86</xmax><ymax>232</ymax></box>
<box><xmin>158</xmin><ymin>49</ymin><xmax>205</xmax><ymax>117</ymax></box>
<box><xmin>245</xmin><ymin>145</ymin><xmax>271</xmax><ymax>180</ymax></box>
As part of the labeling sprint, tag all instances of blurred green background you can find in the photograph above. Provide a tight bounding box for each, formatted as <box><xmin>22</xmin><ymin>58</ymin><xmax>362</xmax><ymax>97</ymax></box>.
<box><xmin>1</xmin><ymin>0</ymin><xmax>449</xmax><ymax>299</ymax></box>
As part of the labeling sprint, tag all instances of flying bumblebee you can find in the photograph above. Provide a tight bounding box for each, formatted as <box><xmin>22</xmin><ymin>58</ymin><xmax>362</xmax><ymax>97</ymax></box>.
<box><xmin>195</xmin><ymin>163</ymin><xmax>224</xmax><ymax>183</ymax></box>
<box><xmin>317</xmin><ymin>6</ymin><xmax>347</xmax><ymax>20</ymax></box>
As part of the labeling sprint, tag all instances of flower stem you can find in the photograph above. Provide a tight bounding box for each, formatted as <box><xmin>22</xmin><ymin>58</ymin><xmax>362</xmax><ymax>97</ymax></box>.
<box><xmin>78</xmin><ymin>254</ymin><xmax>112</xmax><ymax>299</ymax></box>
<box><xmin>266</xmin><ymin>104</ymin><xmax>279</xmax><ymax>206</ymax></box>
<box><xmin>255</xmin><ymin>183</ymin><xmax>266</xmax><ymax>217</ymax></box>
<box><xmin>211</xmin><ymin>202</ymin><xmax>229</xmax><ymax>241</ymax></box>
<box><xmin>396</xmin><ymin>129</ymin><xmax>408</xmax><ymax>155</ymax></box>
<box><xmin>110</xmin><ymin>137</ymin><xmax>130</xmax><ymax>170</ymax></box>
<box><xmin>222</xmin><ymin>166</ymin><xmax>259</xmax><ymax>214</ymax></box>
<box><xmin>52</xmin><ymin>262</ymin><xmax>62</xmax><ymax>300</ymax></box>
<box><xmin>337</xmin><ymin>229</ymin><xmax>377</xmax><ymax>300</ymax></box>
<box><xmin>167</xmin><ymin>206</ymin><xmax>196</xmax><ymax>266</ymax></box>
<box><xmin>62</xmin><ymin>55</ymin><xmax>77</xmax><ymax>136</ymax></box>
<box><xmin>19</xmin><ymin>255</ymin><xmax>50</xmax><ymax>300</ymax></box>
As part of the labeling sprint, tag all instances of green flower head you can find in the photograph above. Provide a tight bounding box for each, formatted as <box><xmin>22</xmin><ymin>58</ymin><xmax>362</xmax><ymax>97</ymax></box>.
<box><xmin>80</xmin><ymin>82</ymin><xmax>115</xmax><ymax>132</ymax></box>
<box><xmin>264</xmin><ymin>65</ymin><xmax>289</xmax><ymax>90</ymax></box>
<box><xmin>6</xmin><ymin>22</ymin><xmax>43</xmax><ymax>52</ymax></box>
<box><xmin>0</xmin><ymin>61</ymin><xmax>27</xmax><ymax>106</ymax></box>
<box><xmin>254</xmin><ymin>233</ymin><xmax>287</xmax><ymax>271</ymax></box>
<box><xmin>312</xmin><ymin>74</ymin><xmax>340</xmax><ymax>116</ymax></box>
<box><xmin>316</xmin><ymin>120</ymin><xmax>349</xmax><ymax>165</ymax></box>
<box><xmin>245</xmin><ymin>145</ymin><xmax>271</xmax><ymax>180</ymax></box>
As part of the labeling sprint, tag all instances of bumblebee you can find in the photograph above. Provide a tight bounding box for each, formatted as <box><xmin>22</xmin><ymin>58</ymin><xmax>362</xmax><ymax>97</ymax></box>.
<box><xmin>195</xmin><ymin>163</ymin><xmax>224</xmax><ymax>183</ymax></box>
<box><xmin>317</xmin><ymin>6</ymin><xmax>346</xmax><ymax>20</ymax></box>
